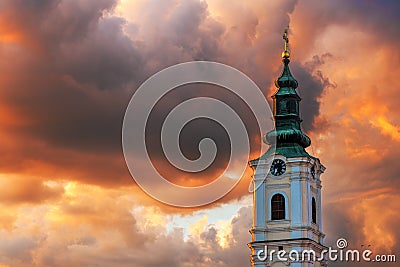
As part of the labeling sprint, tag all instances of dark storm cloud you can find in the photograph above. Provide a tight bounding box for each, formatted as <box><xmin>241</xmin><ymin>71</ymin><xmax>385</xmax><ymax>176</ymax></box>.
<box><xmin>0</xmin><ymin>0</ymin><xmax>301</xmax><ymax>189</ymax></box>
<box><xmin>292</xmin><ymin>54</ymin><xmax>335</xmax><ymax>132</ymax></box>
<box><xmin>0</xmin><ymin>0</ymin><xmax>145</xmax><ymax>185</ymax></box>
<box><xmin>0</xmin><ymin>0</ymin><xmax>142</xmax><ymax>150</ymax></box>
<box><xmin>58</xmin><ymin>16</ymin><xmax>143</xmax><ymax>90</ymax></box>
<box><xmin>144</xmin><ymin>83</ymin><xmax>262</xmax><ymax>187</ymax></box>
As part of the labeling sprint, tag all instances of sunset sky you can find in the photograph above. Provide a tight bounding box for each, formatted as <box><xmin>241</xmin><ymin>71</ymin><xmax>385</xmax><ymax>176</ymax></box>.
<box><xmin>0</xmin><ymin>0</ymin><xmax>399</xmax><ymax>266</ymax></box>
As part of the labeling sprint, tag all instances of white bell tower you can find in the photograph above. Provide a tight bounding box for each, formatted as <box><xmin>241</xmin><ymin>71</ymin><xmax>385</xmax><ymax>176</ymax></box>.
<box><xmin>248</xmin><ymin>29</ymin><xmax>327</xmax><ymax>267</ymax></box>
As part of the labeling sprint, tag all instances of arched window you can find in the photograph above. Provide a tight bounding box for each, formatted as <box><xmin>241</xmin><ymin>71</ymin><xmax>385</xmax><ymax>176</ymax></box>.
<box><xmin>271</xmin><ymin>194</ymin><xmax>285</xmax><ymax>220</ymax></box>
<box><xmin>312</xmin><ymin>197</ymin><xmax>317</xmax><ymax>224</ymax></box>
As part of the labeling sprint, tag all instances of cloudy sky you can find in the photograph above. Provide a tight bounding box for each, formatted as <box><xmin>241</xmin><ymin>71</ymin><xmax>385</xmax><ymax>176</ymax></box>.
<box><xmin>0</xmin><ymin>0</ymin><xmax>399</xmax><ymax>266</ymax></box>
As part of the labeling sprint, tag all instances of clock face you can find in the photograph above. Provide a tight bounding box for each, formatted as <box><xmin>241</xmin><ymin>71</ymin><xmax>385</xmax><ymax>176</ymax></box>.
<box><xmin>311</xmin><ymin>166</ymin><xmax>316</xmax><ymax>178</ymax></box>
<box><xmin>270</xmin><ymin>159</ymin><xmax>286</xmax><ymax>176</ymax></box>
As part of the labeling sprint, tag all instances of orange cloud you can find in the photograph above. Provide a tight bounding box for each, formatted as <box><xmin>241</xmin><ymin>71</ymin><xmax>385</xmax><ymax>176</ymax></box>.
<box><xmin>0</xmin><ymin>0</ymin><xmax>400</xmax><ymax>266</ymax></box>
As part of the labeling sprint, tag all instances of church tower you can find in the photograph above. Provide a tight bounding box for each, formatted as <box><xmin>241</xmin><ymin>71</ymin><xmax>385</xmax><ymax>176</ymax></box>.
<box><xmin>248</xmin><ymin>30</ymin><xmax>327</xmax><ymax>267</ymax></box>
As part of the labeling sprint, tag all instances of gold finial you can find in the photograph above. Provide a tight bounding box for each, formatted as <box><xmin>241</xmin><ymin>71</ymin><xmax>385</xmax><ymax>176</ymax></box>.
<box><xmin>282</xmin><ymin>28</ymin><xmax>290</xmax><ymax>59</ymax></box>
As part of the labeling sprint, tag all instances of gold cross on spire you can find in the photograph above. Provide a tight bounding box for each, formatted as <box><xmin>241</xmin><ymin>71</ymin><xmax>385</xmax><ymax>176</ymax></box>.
<box><xmin>283</xmin><ymin>29</ymin><xmax>289</xmax><ymax>50</ymax></box>
<box><xmin>282</xmin><ymin>28</ymin><xmax>290</xmax><ymax>59</ymax></box>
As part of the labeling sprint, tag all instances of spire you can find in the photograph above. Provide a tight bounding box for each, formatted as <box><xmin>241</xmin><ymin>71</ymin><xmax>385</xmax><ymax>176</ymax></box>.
<box><xmin>275</xmin><ymin>28</ymin><xmax>298</xmax><ymax>89</ymax></box>
<box><xmin>253</xmin><ymin>29</ymin><xmax>313</xmax><ymax>162</ymax></box>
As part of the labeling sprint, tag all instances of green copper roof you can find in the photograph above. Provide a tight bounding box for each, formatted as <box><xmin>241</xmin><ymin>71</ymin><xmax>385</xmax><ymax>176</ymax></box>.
<box><xmin>274</xmin><ymin>58</ymin><xmax>299</xmax><ymax>91</ymax></box>
<box><xmin>251</xmin><ymin>54</ymin><xmax>312</xmax><ymax>164</ymax></box>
